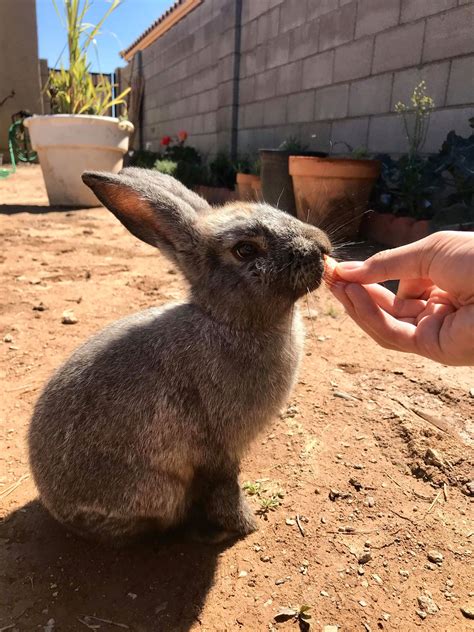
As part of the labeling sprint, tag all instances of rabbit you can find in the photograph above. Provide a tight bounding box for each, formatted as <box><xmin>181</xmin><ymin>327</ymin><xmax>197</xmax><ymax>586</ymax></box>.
<box><xmin>28</xmin><ymin>167</ymin><xmax>331</xmax><ymax>545</ymax></box>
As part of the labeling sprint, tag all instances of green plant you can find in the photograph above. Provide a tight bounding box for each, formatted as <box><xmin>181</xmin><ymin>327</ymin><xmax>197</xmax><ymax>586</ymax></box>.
<box><xmin>155</xmin><ymin>131</ymin><xmax>207</xmax><ymax>188</ymax></box>
<box><xmin>208</xmin><ymin>151</ymin><xmax>236</xmax><ymax>188</ymax></box>
<box><xmin>372</xmin><ymin>82</ymin><xmax>441</xmax><ymax>219</ymax></box>
<box><xmin>243</xmin><ymin>480</ymin><xmax>283</xmax><ymax>515</ymax></box>
<box><xmin>242</xmin><ymin>481</ymin><xmax>262</xmax><ymax>496</ymax></box>
<box><xmin>154</xmin><ymin>159</ymin><xmax>178</xmax><ymax>177</ymax></box>
<box><xmin>278</xmin><ymin>136</ymin><xmax>308</xmax><ymax>153</ymax></box>
<box><xmin>275</xmin><ymin>605</ymin><xmax>312</xmax><ymax>631</ymax></box>
<box><xmin>47</xmin><ymin>0</ymin><xmax>130</xmax><ymax>115</ymax></box>
<box><xmin>395</xmin><ymin>81</ymin><xmax>435</xmax><ymax>157</ymax></box>
<box><xmin>235</xmin><ymin>154</ymin><xmax>260</xmax><ymax>175</ymax></box>
<box><xmin>331</xmin><ymin>141</ymin><xmax>370</xmax><ymax>159</ymax></box>
<box><xmin>129</xmin><ymin>149</ymin><xmax>161</xmax><ymax>169</ymax></box>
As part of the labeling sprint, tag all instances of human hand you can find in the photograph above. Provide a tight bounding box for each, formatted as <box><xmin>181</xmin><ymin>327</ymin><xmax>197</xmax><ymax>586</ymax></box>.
<box><xmin>328</xmin><ymin>231</ymin><xmax>474</xmax><ymax>366</ymax></box>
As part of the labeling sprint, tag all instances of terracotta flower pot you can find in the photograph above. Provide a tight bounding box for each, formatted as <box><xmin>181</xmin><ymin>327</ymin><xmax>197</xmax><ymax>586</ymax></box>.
<box><xmin>365</xmin><ymin>212</ymin><xmax>396</xmax><ymax>244</ymax></box>
<box><xmin>289</xmin><ymin>156</ymin><xmax>381</xmax><ymax>239</ymax></box>
<box><xmin>260</xmin><ymin>150</ymin><xmax>296</xmax><ymax>214</ymax></box>
<box><xmin>409</xmin><ymin>219</ymin><xmax>431</xmax><ymax>243</ymax></box>
<box><xmin>390</xmin><ymin>216</ymin><xmax>416</xmax><ymax>247</ymax></box>
<box><xmin>250</xmin><ymin>175</ymin><xmax>263</xmax><ymax>202</ymax></box>
<box><xmin>236</xmin><ymin>172</ymin><xmax>256</xmax><ymax>201</ymax></box>
<box><xmin>194</xmin><ymin>185</ymin><xmax>237</xmax><ymax>205</ymax></box>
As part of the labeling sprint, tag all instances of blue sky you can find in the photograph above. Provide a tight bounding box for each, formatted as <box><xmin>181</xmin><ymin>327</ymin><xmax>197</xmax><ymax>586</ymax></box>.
<box><xmin>37</xmin><ymin>0</ymin><xmax>176</xmax><ymax>73</ymax></box>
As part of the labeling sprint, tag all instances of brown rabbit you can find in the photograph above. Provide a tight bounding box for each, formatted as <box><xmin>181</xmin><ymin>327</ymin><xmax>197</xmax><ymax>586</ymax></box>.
<box><xmin>28</xmin><ymin>168</ymin><xmax>331</xmax><ymax>544</ymax></box>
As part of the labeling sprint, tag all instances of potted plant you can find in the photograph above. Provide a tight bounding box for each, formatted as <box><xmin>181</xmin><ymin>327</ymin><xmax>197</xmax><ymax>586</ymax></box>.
<box><xmin>235</xmin><ymin>155</ymin><xmax>261</xmax><ymax>201</ymax></box>
<box><xmin>260</xmin><ymin>137</ymin><xmax>327</xmax><ymax>216</ymax></box>
<box><xmin>154</xmin><ymin>131</ymin><xmax>208</xmax><ymax>190</ymax></box>
<box><xmin>364</xmin><ymin>82</ymin><xmax>459</xmax><ymax>246</ymax></box>
<box><xmin>289</xmin><ymin>135</ymin><xmax>380</xmax><ymax>239</ymax></box>
<box><xmin>195</xmin><ymin>151</ymin><xmax>237</xmax><ymax>204</ymax></box>
<box><xmin>25</xmin><ymin>0</ymin><xmax>132</xmax><ymax>207</ymax></box>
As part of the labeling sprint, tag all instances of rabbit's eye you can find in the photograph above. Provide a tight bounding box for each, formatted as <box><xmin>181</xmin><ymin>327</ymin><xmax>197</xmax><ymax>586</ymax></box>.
<box><xmin>232</xmin><ymin>241</ymin><xmax>260</xmax><ymax>261</ymax></box>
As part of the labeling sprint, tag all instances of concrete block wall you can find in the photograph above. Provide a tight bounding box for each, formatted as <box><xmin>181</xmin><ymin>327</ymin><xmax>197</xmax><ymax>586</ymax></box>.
<box><xmin>131</xmin><ymin>0</ymin><xmax>474</xmax><ymax>157</ymax></box>
<box><xmin>133</xmin><ymin>0</ymin><xmax>237</xmax><ymax>156</ymax></box>
<box><xmin>237</xmin><ymin>0</ymin><xmax>474</xmax><ymax>155</ymax></box>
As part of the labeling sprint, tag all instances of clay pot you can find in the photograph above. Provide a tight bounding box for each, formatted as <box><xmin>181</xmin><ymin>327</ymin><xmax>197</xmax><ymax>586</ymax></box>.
<box><xmin>362</xmin><ymin>211</ymin><xmax>388</xmax><ymax>243</ymax></box>
<box><xmin>289</xmin><ymin>156</ymin><xmax>381</xmax><ymax>239</ymax></box>
<box><xmin>260</xmin><ymin>150</ymin><xmax>296</xmax><ymax>214</ymax></box>
<box><xmin>194</xmin><ymin>185</ymin><xmax>237</xmax><ymax>205</ymax></box>
<box><xmin>409</xmin><ymin>219</ymin><xmax>431</xmax><ymax>243</ymax></box>
<box><xmin>236</xmin><ymin>173</ymin><xmax>256</xmax><ymax>201</ymax></box>
<box><xmin>250</xmin><ymin>175</ymin><xmax>263</xmax><ymax>201</ymax></box>
<box><xmin>389</xmin><ymin>216</ymin><xmax>416</xmax><ymax>247</ymax></box>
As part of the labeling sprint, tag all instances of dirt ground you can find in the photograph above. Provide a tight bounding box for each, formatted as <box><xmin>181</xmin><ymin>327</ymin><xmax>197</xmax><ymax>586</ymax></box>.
<box><xmin>1</xmin><ymin>165</ymin><xmax>473</xmax><ymax>632</ymax></box>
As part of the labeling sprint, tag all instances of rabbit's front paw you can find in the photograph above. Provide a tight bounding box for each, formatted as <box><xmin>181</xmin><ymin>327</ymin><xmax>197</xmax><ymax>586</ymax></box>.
<box><xmin>232</xmin><ymin>500</ymin><xmax>258</xmax><ymax>535</ymax></box>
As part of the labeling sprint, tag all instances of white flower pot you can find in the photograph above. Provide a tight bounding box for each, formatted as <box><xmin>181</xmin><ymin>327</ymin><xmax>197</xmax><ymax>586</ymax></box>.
<box><xmin>24</xmin><ymin>115</ymin><xmax>134</xmax><ymax>207</ymax></box>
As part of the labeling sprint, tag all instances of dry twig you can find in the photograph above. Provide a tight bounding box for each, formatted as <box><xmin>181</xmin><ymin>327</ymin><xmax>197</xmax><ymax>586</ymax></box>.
<box><xmin>295</xmin><ymin>514</ymin><xmax>305</xmax><ymax>537</ymax></box>
<box><xmin>424</xmin><ymin>489</ymin><xmax>442</xmax><ymax>519</ymax></box>
<box><xmin>78</xmin><ymin>616</ymin><xmax>128</xmax><ymax>629</ymax></box>
<box><xmin>0</xmin><ymin>474</ymin><xmax>29</xmax><ymax>499</ymax></box>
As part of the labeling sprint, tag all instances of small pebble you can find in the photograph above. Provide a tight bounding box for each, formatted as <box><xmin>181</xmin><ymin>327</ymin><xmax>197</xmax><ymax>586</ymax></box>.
<box><xmin>418</xmin><ymin>590</ymin><xmax>439</xmax><ymax>615</ymax></box>
<box><xmin>127</xmin><ymin>592</ymin><xmax>137</xmax><ymax>599</ymax></box>
<box><xmin>365</xmin><ymin>496</ymin><xmax>375</xmax><ymax>507</ymax></box>
<box><xmin>61</xmin><ymin>310</ymin><xmax>78</xmax><ymax>325</ymax></box>
<box><xmin>372</xmin><ymin>574</ymin><xmax>383</xmax><ymax>585</ymax></box>
<box><xmin>359</xmin><ymin>552</ymin><xmax>372</xmax><ymax>565</ymax></box>
<box><xmin>416</xmin><ymin>610</ymin><xmax>427</xmax><ymax>620</ymax></box>
<box><xmin>3</xmin><ymin>334</ymin><xmax>13</xmax><ymax>343</ymax></box>
<box><xmin>260</xmin><ymin>555</ymin><xmax>271</xmax><ymax>562</ymax></box>
<box><xmin>461</xmin><ymin>604</ymin><xmax>474</xmax><ymax>619</ymax></box>
<box><xmin>320</xmin><ymin>590</ymin><xmax>329</xmax><ymax>597</ymax></box>
<box><xmin>427</xmin><ymin>550</ymin><xmax>443</xmax><ymax>564</ymax></box>
<box><xmin>285</xmin><ymin>518</ymin><xmax>296</xmax><ymax>526</ymax></box>
<box><xmin>238</xmin><ymin>570</ymin><xmax>248</xmax><ymax>578</ymax></box>
<box><xmin>361</xmin><ymin>579</ymin><xmax>369</xmax><ymax>588</ymax></box>
<box><xmin>275</xmin><ymin>578</ymin><xmax>285</xmax><ymax>585</ymax></box>
<box><xmin>463</xmin><ymin>480</ymin><xmax>474</xmax><ymax>497</ymax></box>
<box><xmin>399</xmin><ymin>569</ymin><xmax>410</xmax><ymax>578</ymax></box>
<box><xmin>359</xmin><ymin>599</ymin><xmax>368</xmax><ymax>607</ymax></box>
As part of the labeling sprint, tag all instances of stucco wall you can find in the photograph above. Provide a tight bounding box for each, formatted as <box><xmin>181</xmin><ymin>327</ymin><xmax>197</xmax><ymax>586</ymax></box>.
<box><xmin>0</xmin><ymin>0</ymin><xmax>43</xmax><ymax>157</ymax></box>
<box><xmin>125</xmin><ymin>0</ymin><xmax>474</xmax><ymax>157</ymax></box>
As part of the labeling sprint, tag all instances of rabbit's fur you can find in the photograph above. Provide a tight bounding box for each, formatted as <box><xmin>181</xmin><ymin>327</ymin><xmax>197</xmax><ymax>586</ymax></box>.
<box><xmin>29</xmin><ymin>167</ymin><xmax>331</xmax><ymax>544</ymax></box>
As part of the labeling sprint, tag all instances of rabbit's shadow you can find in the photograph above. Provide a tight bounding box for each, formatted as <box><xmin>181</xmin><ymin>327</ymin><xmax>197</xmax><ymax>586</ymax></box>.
<box><xmin>1</xmin><ymin>500</ymin><xmax>227</xmax><ymax>631</ymax></box>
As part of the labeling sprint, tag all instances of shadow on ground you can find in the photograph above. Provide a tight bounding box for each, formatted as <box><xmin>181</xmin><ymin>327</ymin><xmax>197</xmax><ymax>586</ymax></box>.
<box><xmin>0</xmin><ymin>500</ymin><xmax>225</xmax><ymax>631</ymax></box>
<box><xmin>0</xmin><ymin>205</ymin><xmax>85</xmax><ymax>215</ymax></box>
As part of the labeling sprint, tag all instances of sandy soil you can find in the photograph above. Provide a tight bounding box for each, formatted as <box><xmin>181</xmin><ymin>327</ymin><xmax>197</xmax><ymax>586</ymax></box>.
<box><xmin>1</xmin><ymin>165</ymin><xmax>473</xmax><ymax>632</ymax></box>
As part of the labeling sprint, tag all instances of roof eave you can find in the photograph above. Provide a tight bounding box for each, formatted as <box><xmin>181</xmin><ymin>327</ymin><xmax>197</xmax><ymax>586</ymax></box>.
<box><xmin>120</xmin><ymin>0</ymin><xmax>203</xmax><ymax>61</ymax></box>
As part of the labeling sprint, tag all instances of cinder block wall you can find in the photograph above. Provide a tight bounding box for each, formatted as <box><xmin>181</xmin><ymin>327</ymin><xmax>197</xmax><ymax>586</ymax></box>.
<box><xmin>132</xmin><ymin>0</ymin><xmax>474</xmax><ymax>157</ymax></box>
<box><xmin>133</xmin><ymin>0</ymin><xmax>237</xmax><ymax>156</ymax></box>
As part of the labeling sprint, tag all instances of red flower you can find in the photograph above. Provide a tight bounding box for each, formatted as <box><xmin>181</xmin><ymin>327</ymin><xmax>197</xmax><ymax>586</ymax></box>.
<box><xmin>160</xmin><ymin>135</ymin><xmax>171</xmax><ymax>146</ymax></box>
<box><xmin>177</xmin><ymin>130</ymin><xmax>188</xmax><ymax>142</ymax></box>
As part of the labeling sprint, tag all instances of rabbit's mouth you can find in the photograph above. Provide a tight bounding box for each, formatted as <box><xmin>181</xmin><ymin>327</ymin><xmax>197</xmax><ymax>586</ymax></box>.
<box><xmin>289</xmin><ymin>258</ymin><xmax>325</xmax><ymax>298</ymax></box>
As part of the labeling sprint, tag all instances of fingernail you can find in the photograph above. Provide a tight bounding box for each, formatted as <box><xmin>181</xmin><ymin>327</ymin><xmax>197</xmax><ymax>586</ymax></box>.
<box><xmin>337</xmin><ymin>261</ymin><xmax>364</xmax><ymax>270</ymax></box>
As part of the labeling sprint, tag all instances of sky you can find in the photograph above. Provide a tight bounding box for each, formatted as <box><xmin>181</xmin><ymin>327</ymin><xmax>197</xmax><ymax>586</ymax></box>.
<box><xmin>36</xmin><ymin>0</ymin><xmax>176</xmax><ymax>73</ymax></box>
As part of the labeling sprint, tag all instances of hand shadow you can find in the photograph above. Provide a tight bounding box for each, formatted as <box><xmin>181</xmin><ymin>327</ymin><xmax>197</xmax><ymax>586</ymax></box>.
<box><xmin>0</xmin><ymin>500</ymin><xmax>228</xmax><ymax>631</ymax></box>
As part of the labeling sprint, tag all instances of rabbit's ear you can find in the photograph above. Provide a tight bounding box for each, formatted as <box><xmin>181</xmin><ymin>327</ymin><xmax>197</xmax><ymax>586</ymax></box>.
<box><xmin>82</xmin><ymin>169</ymin><xmax>206</xmax><ymax>257</ymax></box>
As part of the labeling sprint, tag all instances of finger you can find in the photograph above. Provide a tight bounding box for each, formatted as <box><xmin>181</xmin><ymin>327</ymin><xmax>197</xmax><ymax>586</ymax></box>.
<box><xmin>335</xmin><ymin>235</ymin><xmax>437</xmax><ymax>284</ymax></box>
<box><xmin>330</xmin><ymin>283</ymin><xmax>410</xmax><ymax>352</ymax></box>
<box><xmin>362</xmin><ymin>283</ymin><xmax>427</xmax><ymax>318</ymax></box>
<box><xmin>397</xmin><ymin>278</ymin><xmax>435</xmax><ymax>300</ymax></box>
<box><xmin>345</xmin><ymin>283</ymin><xmax>419</xmax><ymax>354</ymax></box>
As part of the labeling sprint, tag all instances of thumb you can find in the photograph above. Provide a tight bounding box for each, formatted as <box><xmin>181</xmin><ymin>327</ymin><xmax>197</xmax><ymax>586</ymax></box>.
<box><xmin>335</xmin><ymin>238</ymin><xmax>433</xmax><ymax>284</ymax></box>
